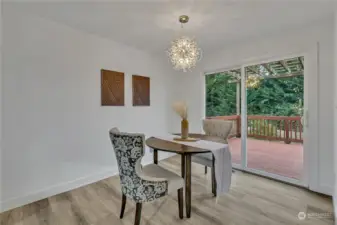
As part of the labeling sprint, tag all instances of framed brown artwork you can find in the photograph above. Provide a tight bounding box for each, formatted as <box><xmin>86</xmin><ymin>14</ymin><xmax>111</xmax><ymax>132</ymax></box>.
<box><xmin>132</xmin><ymin>75</ymin><xmax>150</xmax><ymax>106</ymax></box>
<box><xmin>101</xmin><ymin>69</ymin><xmax>125</xmax><ymax>106</ymax></box>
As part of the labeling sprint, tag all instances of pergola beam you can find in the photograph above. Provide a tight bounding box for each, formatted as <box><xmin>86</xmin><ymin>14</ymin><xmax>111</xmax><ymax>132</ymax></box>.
<box><xmin>298</xmin><ymin>57</ymin><xmax>304</xmax><ymax>69</ymax></box>
<box><xmin>219</xmin><ymin>58</ymin><xmax>303</xmax><ymax>85</ymax></box>
<box><xmin>272</xmin><ymin>71</ymin><xmax>303</xmax><ymax>79</ymax></box>
<box><xmin>231</xmin><ymin>69</ymin><xmax>241</xmax><ymax>73</ymax></box>
<box><xmin>262</xmin><ymin>63</ymin><xmax>274</xmax><ymax>75</ymax></box>
<box><xmin>229</xmin><ymin>71</ymin><xmax>303</xmax><ymax>83</ymax></box>
<box><xmin>280</xmin><ymin>60</ymin><xmax>290</xmax><ymax>73</ymax></box>
<box><xmin>247</xmin><ymin>66</ymin><xmax>259</xmax><ymax>75</ymax></box>
<box><xmin>229</xmin><ymin>70</ymin><xmax>240</xmax><ymax>80</ymax></box>
<box><xmin>228</xmin><ymin>70</ymin><xmax>241</xmax><ymax>83</ymax></box>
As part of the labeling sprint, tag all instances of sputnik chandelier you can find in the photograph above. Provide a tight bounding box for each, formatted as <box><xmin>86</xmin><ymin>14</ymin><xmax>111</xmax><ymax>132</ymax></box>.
<box><xmin>167</xmin><ymin>15</ymin><xmax>202</xmax><ymax>72</ymax></box>
<box><xmin>246</xmin><ymin>75</ymin><xmax>261</xmax><ymax>88</ymax></box>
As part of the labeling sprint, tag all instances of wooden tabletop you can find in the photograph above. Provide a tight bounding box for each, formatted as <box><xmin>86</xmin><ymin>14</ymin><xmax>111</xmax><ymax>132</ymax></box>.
<box><xmin>145</xmin><ymin>133</ymin><xmax>227</xmax><ymax>154</ymax></box>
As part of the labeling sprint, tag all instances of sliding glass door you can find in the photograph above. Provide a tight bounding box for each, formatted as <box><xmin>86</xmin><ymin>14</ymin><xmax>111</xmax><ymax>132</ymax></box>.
<box><xmin>205</xmin><ymin>56</ymin><xmax>306</xmax><ymax>186</ymax></box>
<box><xmin>240</xmin><ymin>57</ymin><xmax>305</xmax><ymax>185</ymax></box>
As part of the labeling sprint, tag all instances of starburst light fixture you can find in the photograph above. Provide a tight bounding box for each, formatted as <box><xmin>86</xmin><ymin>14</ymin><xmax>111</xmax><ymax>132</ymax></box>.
<box><xmin>246</xmin><ymin>75</ymin><xmax>261</xmax><ymax>88</ymax></box>
<box><xmin>167</xmin><ymin>15</ymin><xmax>202</xmax><ymax>72</ymax></box>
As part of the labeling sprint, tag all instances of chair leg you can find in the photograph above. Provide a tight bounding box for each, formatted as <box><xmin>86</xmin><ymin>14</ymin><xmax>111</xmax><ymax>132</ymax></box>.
<box><xmin>134</xmin><ymin>203</ymin><xmax>142</xmax><ymax>225</ymax></box>
<box><xmin>212</xmin><ymin>157</ymin><xmax>217</xmax><ymax>197</ymax></box>
<box><xmin>120</xmin><ymin>194</ymin><xmax>127</xmax><ymax>219</ymax></box>
<box><xmin>205</xmin><ymin>166</ymin><xmax>207</xmax><ymax>174</ymax></box>
<box><xmin>177</xmin><ymin>188</ymin><xmax>184</xmax><ymax>219</ymax></box>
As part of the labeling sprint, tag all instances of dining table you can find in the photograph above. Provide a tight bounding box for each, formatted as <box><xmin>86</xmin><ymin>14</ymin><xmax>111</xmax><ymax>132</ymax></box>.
<box><xmin>145</xmin><ymin>133</ymin><xmax>227</xmax><ymax>218</ymax></box>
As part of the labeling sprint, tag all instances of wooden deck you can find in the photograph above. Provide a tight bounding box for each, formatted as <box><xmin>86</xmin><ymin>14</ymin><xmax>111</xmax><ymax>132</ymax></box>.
<box><xmin>228</xmin><ymin>138</ymin><xmax>303</xmax><ymax>180</ymax></box>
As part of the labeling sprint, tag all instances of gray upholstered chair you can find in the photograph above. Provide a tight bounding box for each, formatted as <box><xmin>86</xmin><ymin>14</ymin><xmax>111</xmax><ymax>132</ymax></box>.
<box><xmin>191</xmin><ymin>119</ymin><xmax>233</xmax><ymax>196</ymax></box>
<box><xmin>109</xmin><ymin>128</ymin><xmax>184</xmax><ymax>225</ymax></box>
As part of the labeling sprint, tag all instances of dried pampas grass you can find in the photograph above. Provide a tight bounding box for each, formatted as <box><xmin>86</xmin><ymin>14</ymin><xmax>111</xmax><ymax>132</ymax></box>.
<box><xmin>172</xmin><ymin>101</ymin><xmax>188</xmax><ymax>120</ymax></box>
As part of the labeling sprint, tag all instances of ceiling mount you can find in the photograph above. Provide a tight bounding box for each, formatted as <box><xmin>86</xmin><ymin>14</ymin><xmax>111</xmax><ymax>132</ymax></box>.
<box><xmin>179</xmin><ymin>15</ymin><xmax>189</xmax><ymax>24</ymax></box>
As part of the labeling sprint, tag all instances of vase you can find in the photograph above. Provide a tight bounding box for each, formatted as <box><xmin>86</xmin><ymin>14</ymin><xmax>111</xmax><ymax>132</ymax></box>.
<box><xmin>181</xmin><ymin>119</ymin><xmax>189</xmax><ymax>139</ymax></box>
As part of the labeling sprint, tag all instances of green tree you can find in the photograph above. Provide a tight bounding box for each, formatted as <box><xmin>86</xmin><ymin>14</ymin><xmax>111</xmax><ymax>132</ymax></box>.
<box><xmin>206</xmin><ymin>73</ymin><xmax>237</xmax><ymax>117</ymax></box>
<box><xmin>206</xmin><ymin>73</ymin><xmax>303</xmax><ymax>117</ymax></box>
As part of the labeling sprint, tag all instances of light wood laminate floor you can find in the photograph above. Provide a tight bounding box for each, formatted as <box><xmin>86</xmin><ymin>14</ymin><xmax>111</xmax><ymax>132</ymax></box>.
<box><xmin>0</xmin><ymin>156</ymin><xmax>333</xmax><ymax>225</ymax></box>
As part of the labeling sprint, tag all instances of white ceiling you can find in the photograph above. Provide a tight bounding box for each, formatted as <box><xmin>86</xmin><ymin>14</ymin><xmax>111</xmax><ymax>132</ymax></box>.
<box><xmin>5</xmin><ymin>0</ymin><xmax>336</xmax><ymax>54</ymax></box>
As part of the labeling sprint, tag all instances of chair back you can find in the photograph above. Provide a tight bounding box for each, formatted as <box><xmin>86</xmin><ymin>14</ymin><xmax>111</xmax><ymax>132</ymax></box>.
<box><xmin>109</xmin><ymin>129</ymin><xmax>168</xmax><ymax>202</ymax></box>
<box><xmin>203</xmin><ymin>119</ymin><xmax>233</xmax><ymax>139</ymax></box>
<box><xmin>109</xmin><ymin>127</ymin><xmax>120</xmax><ymax>133</ymax></box>
<box><xmin>109</xmin><ymin>130</ymin><xmax>145</xmax><ymax>199</ymax></box>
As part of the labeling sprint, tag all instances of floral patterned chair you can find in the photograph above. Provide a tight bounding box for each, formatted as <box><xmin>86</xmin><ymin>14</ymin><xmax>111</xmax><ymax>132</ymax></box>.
<box><xmin>191</xmin><ymin>119</ymin><xmax>233</xmax><ymax>196</ymax></box>
<box><xmin>109</xmin><ymin>128</ymin><xmax>184</xmax><ymax>225</ymax></box>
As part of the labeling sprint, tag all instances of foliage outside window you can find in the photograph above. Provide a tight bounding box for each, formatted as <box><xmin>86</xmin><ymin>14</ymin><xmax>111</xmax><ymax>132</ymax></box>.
<box><xmin>206</xmin><ymin>73</ymin><xmax>237</xmax><ymax>117</ymax></box>
<box><xmin>205</xmin><ymin>73</ymin><xmax>304</xmax><ymax>117</ymax></box>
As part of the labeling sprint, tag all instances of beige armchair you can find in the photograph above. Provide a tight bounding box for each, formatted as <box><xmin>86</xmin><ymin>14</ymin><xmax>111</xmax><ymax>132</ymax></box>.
<box><xmin>203</xmin><ymin>119</ymin><xmax>233</xmax><ymax>138</ymax></box>
<box><xmin>191</xmin><ymin>119</ymin><xmax>233</xmax><ymax>196</ymax></box>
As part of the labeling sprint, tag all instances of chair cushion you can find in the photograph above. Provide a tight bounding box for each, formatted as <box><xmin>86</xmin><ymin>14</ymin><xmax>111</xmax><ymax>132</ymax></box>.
<box><xmin>195</xmin><ymin>152</ymin><xmax>213</xmax><ymax>160</ymax></box>
<box><xmin>141</xmin><ymin>164</ymin><xmax>184</xmax><ymax>193</ymax></box>
<box><xmin>192</xmin><ymin>153</ymin><xmax>213</xmax><ymax>167</ymax></box>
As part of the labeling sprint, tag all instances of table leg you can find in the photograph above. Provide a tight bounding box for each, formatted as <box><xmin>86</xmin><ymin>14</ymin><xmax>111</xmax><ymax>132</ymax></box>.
<box><xmin>185</xmin><ymin>154</ymin><xmax>191</xmax><ymax>218</ymax></box>
<box><xmin>153</xmin><ymin>149</ymin><xmax>158</xmax><ymax>164</ymax></box>
<box><xmin>180</xmin><ymin>154</ymin><xmax>185</xmax><ymax>218</ymax></box>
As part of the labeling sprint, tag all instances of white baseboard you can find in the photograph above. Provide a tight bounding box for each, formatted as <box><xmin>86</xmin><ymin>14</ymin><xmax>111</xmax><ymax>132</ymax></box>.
<box><xmin>315</xmin><ymin>184</ymin><xmax>334</xmax><ymax>196</ymax></box>
<box><xmin>0</xmin><ymin>154</ymin><xmax>175</xmax><ymax>213</ymax></box>
<box><xmin>0</xmin><ymin>167</ymin><xmax>118</xmax><ymax>213</ymax></box>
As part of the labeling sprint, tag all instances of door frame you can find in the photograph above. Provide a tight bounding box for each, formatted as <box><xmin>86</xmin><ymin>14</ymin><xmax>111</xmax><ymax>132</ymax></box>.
<box><xmin>203</xmin><ymin>43</ymin><xmax>319</xmax><ymax>190</ymax></box>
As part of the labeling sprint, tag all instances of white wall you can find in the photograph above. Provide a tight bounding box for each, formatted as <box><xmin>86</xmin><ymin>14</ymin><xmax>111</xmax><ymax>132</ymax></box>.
<box><xmin>168</xmin><ymin>63</ymin><xmax>205</xmax><ymax>133</ymax></box>
<box><xmin>173</xmin><ymin>18</ymin><xmax>335</xmax><ymax>195</ymax></box>
<box><xmin>1</xmin><ymin>5</ymin><xmax>173</xmax><ymax>212</ymax></box>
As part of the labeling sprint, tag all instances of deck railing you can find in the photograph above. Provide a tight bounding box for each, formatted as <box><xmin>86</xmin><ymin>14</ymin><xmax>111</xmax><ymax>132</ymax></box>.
<box><xmin>208</xmin><ymin>115</ymin><xmax>303</xmax><ymax>144</ymax></box>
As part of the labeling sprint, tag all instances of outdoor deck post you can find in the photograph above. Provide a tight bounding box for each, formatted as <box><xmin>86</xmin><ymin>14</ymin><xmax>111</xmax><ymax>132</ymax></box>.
<box><xmin>236</xmin><ymin>115</ymin><xmax>241</xmax><ymax>137</ymax></box>
<box><xmin>284</xmin><ymin>119</ymin><xmax>291</xmax><ymax>144</ymax></box>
